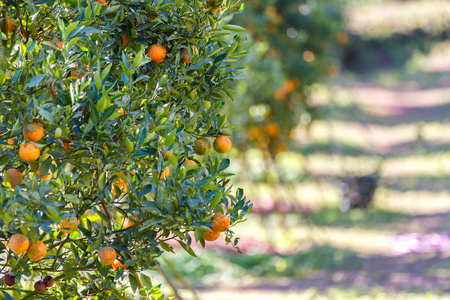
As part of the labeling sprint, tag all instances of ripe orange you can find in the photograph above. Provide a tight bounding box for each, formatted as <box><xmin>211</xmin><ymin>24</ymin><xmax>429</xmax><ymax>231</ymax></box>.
<box><xmin>71</xmin><ymin>64</ymin><xmax>90</xmax><ymax>79</ymax></box>
<box><xmin>60</xmin><ymin>217</ymin><xmax>78</xmax><ymax>234</ymax></box>
<box><xmin>121</xmin><ymin>34</ymin><xmax>131</xmax><ymax>47</ymax></box>
<box><xmin>7</xmin><ymin>19</ymin><xmax>15</xmax><ymax>32</ymax></box>
<box><xmin>7</xmin><ymin>138</ymin><xmax>15</xmax><ymax>149</ymax></box>
<box><xmin>97</xmin><ymin>0</ymin><xmax>108</xmax><ymax>5</ymax></box>
<box><xmin>202</xmin><ymin>230</ymin><xmax>220</xmax><ymax>241</ymax></box>
<box><xmin>264</xmin><ymin>123</ymin><xmax>280</xmax><ymax>137</ymax></box>
<box><xmin>36</xmin><ymin>169</ymin><xmax>51</xmax><ymax>181</ymax></box>
<box><xmin>182</xmin><ymin>160</ymin><xmax>197</xmax><ymax>168</ymax></box>
<box><xmin>336</xmin><ymin>31</ymin><xmax>349</xmax><ymax>46</ymax></box>
<box><xmin>181</xmin><ymin>46</ymin><xmax>199</xmax><ymax>63</ymax></box>
<box><xmin>248</xmin><ymin>126</ymin><xmax>263</xmax><ymax>141</ymax></box>
<box><xmin>6</xmin><ymin>169</ymin><xmax>23</xmax><ymax>188</ymax></box>
<box><xmin>193</xmin><ymin>137</ymin><xmax>211</xmax><ymax>155</ymax></box>
<box><xmin>213</xmin><ymin>136</ymin><xmax>232</xmax><ymax>153</ymax></box>
<box><xmin>206</xmin><ymin>0</ymin><xmax>222</xmax><ymax>13</ymax></box>
<box><xmin>112</xmin><ymin>178</ymin><xmax>127</xmax><ymax>195</ymax></box>
<box><xmin>158</xmin><ymin>166</ymin><xmax>170</xmax><ymax>179</ymax></box>
<box><xmin>63</xmin><ymin>141</ymin><xmax>71</xmax><ymax>151</ymax></box>
<box><xmin>23</xmin><ymin>121</ymin><xmax>44</xmax><ymax>142</ymax></box>
<box><xmin>56</xmin><ymin>41</ymin><xmax>63</xmax><ymax>49</ymax></box>
<box><xmin>210</xmin><ymin>213</ymin><xmax>230</xmax><ymax>232</ymax></box>
<box><xmin>98</xmin><ymin>246</ymin><xmax>116</xmax><ymax>265</ymax></box>
<box><xmin>122</xmin><ymin>217</ymin><xmax>132</xmax><ymax>228</ymax></box>
<box><xmin>27</xmin><ymin>240</ymin><xmax>47</xmax><ymax>261</ymax></box>
<box><xmin>19</xmin><ymin>143</ymin><xmax>40</xmax><ymax>162</ymax></box>
<box><xmin>9</xmin><ymin>234</ymin><xmax>30</xmax><ymax>255</ymax></box>
<box><xmin>147</xmin><ymin>44</ymin><xmax>167</xmax><ymax>63</ymax></box>
<box><xmin>112</xmin><ymin>257</ymin><xmax>128</xmax><ymax>271</ymax></box>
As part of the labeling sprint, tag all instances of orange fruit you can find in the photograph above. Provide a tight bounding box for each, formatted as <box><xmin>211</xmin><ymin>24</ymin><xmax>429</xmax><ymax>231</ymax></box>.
<box><xmin>202</xmin><ymin>230</ymin><xmax>220</xmax><ymax>241</ymax></box>
<box><xmin>27</xmin><ymin>240</ymin><xmax>47</xmax><ymax>261</ymax></box>
<box><xmin>70</xmin><ymin>64</ymin><xmax>90</xmax><ymax>79</ymax></box>
<box><xmin>336</xmin><ymin>31</ymin><xmax>349</xmax><ymax>46</ymax></box>
<box><xmin>36</xmin><ymin>169</ymin><xmax>51</xmax><ymax>181</ymax></box>
<box><xmin>6</xmin><ymin>169</ymin><xmax>23</xmax><ymax>188</ymax></box>
<box><xmin>210</xmin><ymin>213</ymin><xmax>230</xmax><ymax>232</ymax></box>
<box><xmin>7</xmin><ymin>138</ymin><xmax>15</xmax><ymax>149</ymax></box>
<box><xmin>264</xmin><ymin>123</ymin><xmax>280</xmax><ymax>137</ymax></box>
<box><xmin>112</xmin><ymin>178</ymin><xmax>127</xmax><ymax>195</ymax></box>
<box><xmin>59</xmin><ymin>217</ymin><xmax>78</xmax><ymax>234</ymax></box>
<box><xmin>158</xmin><ymin>166</ymin><xmax>170</xmax><ymax>179</ymax></box>
<box><xmin>206</xmin><ymin>0</ymin><xmax>222</xmax><ymax>13</ymax></box>
<box><xmin>48</xmin><ymin>40</ymin><xmax>63</xmax><ymax>50</ymax></box>
<box><xmin>19</xmin><ymin>143</ymin><xmax>40</xmax><ymax>162</ymax></box>
<box><xmin>147</xmin><ymin>44</ymin><xmax>167</xmax><ymax>63</ymax></box>
<box><xmin>9</xmin><ymin>234</ymin><xmax>30</xmax><ymax>255</ymax></box>
<box><xmin>97</xmin><ymin>0</ymin><xmax>108</xmax><ymax>5</ymax></box>
<box><xmin>181</xmin><ymin>46</ymin><xmax>199</xmax><ymax>63</ymax></box>
<box><xmin>7</xmin><ymin>19</ymin><xmax>15</xmax><ymax>32</ymax></box>
<box><xmin>213</xmin><ymin>135</ymin><xmax>232</xmax><ymax>153</ymax></box>
<box><xmin>182</xmin><ymin>160</ymin><xmax>197</xmax><ymax>168</ymax></box>
<box><xmin>63</xmin><ymin>141</ymin><xmax>70</xmax><ymax>151</ymax></box>
<box><xmin>275</xmin><ymin>143</ymin><xmax>288</xmax><ymax>154</ymax></box>
<box><xmin>122</xmin><ymin>218</ymin><xmax>132</xmax><ymax>229</ymax></box>
<box><xmin>121</xmin><ymin>34</ymin><xmax>131</xmax><ymax>47</ymax></box>
<box><xmin>248</xmin><ymin>126</ymin><xmax>263</xmax><ymax>141</ymax></box>
<box><xmin>112</xmin><ymin>257</ymin><xmax>128</xmax><ymax>271</ymax></box>
<box><xmin>23</xmin><ymin>121</ymin><xmax>44</xmax><ymax>142</ymax></box>
<box><xmin>193</xmin><ymin>137</ymin><xmax>211</xmax><ymax>155</ymax></box>
<box><xmin>98</xmin><ymin>246</ymin><xmax>116</xmax><ymax>265</ymax></box>
<box><xmin>274</xmin><ymin>88</ymin><xmax>288</xmax><ymax>101</ymax></box>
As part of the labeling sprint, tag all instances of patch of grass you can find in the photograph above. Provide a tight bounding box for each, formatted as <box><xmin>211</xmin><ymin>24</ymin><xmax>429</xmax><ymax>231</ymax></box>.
<box><xmin>306</xmin><ymin>206</ymin><xmax>411</xmax><ymax>228</ymax></box>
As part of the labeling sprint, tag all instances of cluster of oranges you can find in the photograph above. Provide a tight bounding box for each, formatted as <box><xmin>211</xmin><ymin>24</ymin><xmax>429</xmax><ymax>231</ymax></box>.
<box><xmin>248</xmin><ymin>122</ymin><xmax>287</xmax><ymax>156</ymax></box>
<box><xmin>274</xmin><ymin>78</ymin><xmax>301</xmax><ymax>101</ymax></box>
<box><xmin>7</xmin><ymin>233</ymin><xmax>47</xmax><ymax>261</ymax></box>
<box><xmin>4</xmin><ymin>121</ymin><xmax>44</xmax><ymax>188</ymax></box>
<box><xmin>201</xmin><ymin>213</ymin><xmax>230</xmax><ymax>241</ymax></box>
<box><xmin>19</xmin><ymin>121</ymin><xmax>43</xmax><ymax>162</ymax></box>
<box><xmin>193</xmin><ymin>135</ymin><xmax>232</xmax><ymax>156</ymax></box>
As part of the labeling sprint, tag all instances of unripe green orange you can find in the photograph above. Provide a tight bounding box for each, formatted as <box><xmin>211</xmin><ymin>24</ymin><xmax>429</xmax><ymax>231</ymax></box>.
<box><xmin>193</xmin><ymin>138</ymin><xmax>211</xmax><ymax>155</ymax></box>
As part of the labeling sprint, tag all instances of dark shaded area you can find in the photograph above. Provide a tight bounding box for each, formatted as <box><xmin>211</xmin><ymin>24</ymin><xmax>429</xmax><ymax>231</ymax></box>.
<box><xmin>343</xmin><ymin>29</ymin><xmax>449</xmax><ymax>74</ymax></box>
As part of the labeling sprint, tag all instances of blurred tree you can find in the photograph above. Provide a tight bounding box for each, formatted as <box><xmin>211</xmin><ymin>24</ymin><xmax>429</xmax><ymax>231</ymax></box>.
<box><xmin>230</xmin><ymin>0</ymin><xmax>346</xmax><ymax>162</ymax></box>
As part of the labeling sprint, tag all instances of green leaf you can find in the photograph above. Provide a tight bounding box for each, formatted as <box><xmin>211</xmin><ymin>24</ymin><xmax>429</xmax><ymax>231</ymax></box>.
<box><xmin>2</xmin><ymin>291</ymin><xmax>13</xmax><ymax>300</ymax></box>
<box><xmin>210</xmin><ymin>192</ymin><xmax>222</xmax><ymax>209</ymax></box>
<box><xmin>98</xmin><ymin>172</ymin><xmax>106</xmax><ymax>191</ymax></box>
<box><xmin>129</xmin><ymin>274</ymin><xmax>138</xmax><ymax>292</ymax></box>
<box><xmin>63</xmin><ymin>194</ymin><xmax>80</xmax><ymax>204</ymax></box>
<box><xmin>141</xmin><ymin>273</ymin><xmax>153</xmax><ymax>289</ymax></box>
<box><xmin>222</xmin><ymin>25</ymin><xmax>247</xmax><ymax>33</ymax></box>
<box><xmin>28</xmin><ymin>74</ymin><xmax>46</xmax><ymax>88</ymax></box>
<box><xmin>87</xmin><ymin>239</ymin><xmax>102</xmax><ymax>252</ymax></box>
<box><xmin>165</xmin><ymin>129</ymin><xmax>177</xmax><ymax>147</ymax></box>
<box><xmin>177</xmin><ymin>240</ymin><xmax>197</xmax><ymax>257</ymax></box>
<box><xmin>218</xmin><ymin>114</ymin><xmax>227</xmax><ymax>129</ymax></box>
<box><xmin>133</xmin><ymin>50</ymin><xmax>143</xmax><ymax>69</ymax></box>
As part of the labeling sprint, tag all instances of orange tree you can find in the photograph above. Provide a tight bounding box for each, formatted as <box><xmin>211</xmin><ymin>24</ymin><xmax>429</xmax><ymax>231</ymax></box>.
<box><xmin>230</xmin><ymin>0</ymin><xmax>345</xmax><ymax>159</ymax></box>
<box><xmin>0</xmin><ymin>0</ymin><xmax>250</xmax><ymax>299</ymax></box>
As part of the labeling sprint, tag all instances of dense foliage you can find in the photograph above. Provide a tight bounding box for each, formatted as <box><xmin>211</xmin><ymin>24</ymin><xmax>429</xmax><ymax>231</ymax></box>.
<box><xmin>0</xmin><ymin>0</ymin><xmax>250</xmax><ymax>298</ymax></box>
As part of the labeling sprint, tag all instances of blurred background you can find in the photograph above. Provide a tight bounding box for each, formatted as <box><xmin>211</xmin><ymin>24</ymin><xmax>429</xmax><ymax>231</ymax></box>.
<box><xmin>153</xmin><ymin>0</ymin><xmax>450</xmax><ymax>299</ymax></box>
